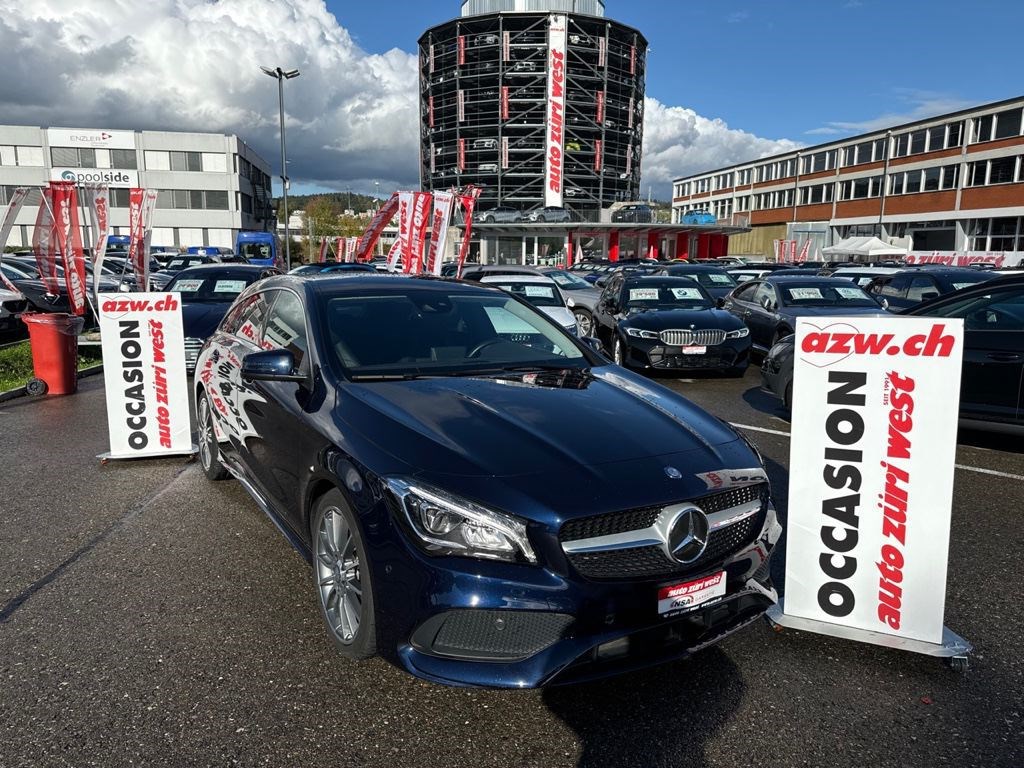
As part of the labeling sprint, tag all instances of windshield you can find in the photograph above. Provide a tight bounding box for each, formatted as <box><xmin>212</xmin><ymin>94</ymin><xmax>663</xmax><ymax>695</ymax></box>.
<box><xmin>489</xmin><ymin>282</ymin><xmax>563</xmax><ymax>307</ymax></box>
<box><xmin>320</xmin><ymin>289</ymin><xmax>586</xmax><ymax>379</ymax></box>
<box><xmin>166</xmin><ymin>271</ymin><xmax>257</xmax><ymax>300</ymax></box>
<box><xmin>544</xmin><ymin>270</ymin><xmax>591</xmax><ymax>290</ymax></box>
<box><xmin>239</xmin><ymin>242</ymin><xmax>273</xmax><ymax>261</ymax></box>
<box><xmin>780</xmin><ymin>283</ymin><xmax>878</xmax><ymax>307</ymax></box>
<box><xmin>624</xmin><ymin>282</ymin><xmax>713</xmax><ymax>311</ymax></box>
<box><xmin>950</xmin><ymin>276</ymin><xmax>994</xmax><ymax>291</ymax></box>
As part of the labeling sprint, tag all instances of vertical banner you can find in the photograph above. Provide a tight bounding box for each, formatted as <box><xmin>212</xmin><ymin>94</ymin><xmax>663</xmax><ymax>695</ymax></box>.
<box><xmin>430</xmin><ymin>142</ymin><xmax>436</xmax><ymax>174</ymax></box>
<box><xmin>598</xmin><ymin>37</ymin><xmax>606</xmax><ymax>68</ymax></box>
<box><xmin>425</xmin><ymin>191</ymin><xmax>455</xmax><ymax>275</ymax></box>
<box><xmin>458</xmin><ymin>35</ymin><xmax>465</xmax><ymax>66</ymax></box>
<box><xmin>594</xmin><ymin>139</ymin><xmax>603</xmax><ymax>172</ymax></box>
<box><xmin>318</xmin><ymin>237</ymin><xmax>329</xmax><ymax>263</ymax></box>
<box><xmin>346</xmin><ymin>237</ymin><xmax>358</xmax><ymax>263</ymax></box>
<box><xmin>773</xmin><ymin>239</ymin><xmax>781</xmax><ymax>262</ymax></box>
<box><xmin>502</xmin><ymin>32</ymin><xmax>510</xmax><ymax>61</ymax></box>
<box><xmin>97</xmin><ymin>292</ymin><xmax>192</xmax><ymax>459</ymax></box>
<box><xmin>785</xmin><ymin>317</ymin><xmax>964</xmax><ymax>645</ymax></box>
<box><xmin>408</xmin><ymin>192</ymin><xmax>432</xmax><ymax>275</ymax></box>
<box><xmin>457</xmin><ymin>139</ymin><xmax>466</xmax><ymax>172</ymax></box>
<box><xmin>127</xmin><ymin>188</ymin><xmax>158</xmax><ymax>290</ymax></box>
<box><xmin>628</xmin><ymin>96</ymin><xmax>635</xmax><ymax>129</ymax></box>
<box><xmin>625</xmin><ymin>143</ymin><xmax>633</xmax><ymax>177</ymax></box>
<box><xmin>546</xmin><ymin>13</ymin><xmax>567</xmax><ymax>208</ymax></box>
<box><xmin>33</xmin><ymin>188</ymin><xmax>60</xmax><ymax>295</ymax></box>
<box><xmin>428</xmin><ymin>96</ymin><xmax>435</xmax><ymax>128</ymax></box>
<box><xmin>457</xmin><ymin>89</ymin><xmax>465</xmax><ymax>123</ymax></box>
<box><xmin>0</xmin><ymin>187</ymin><xmax>29</xmax><ymax>292</ymax></box>
<box><xmin>501</xmin><ymin>137</ymin><xmax>509</xmax><ymax>170</ymax></box>
<box><xmin>797</xmin><ymin>240</ymin><xmax>812</xmax><ymax>263</ymax></box>
<box><xmin>394</xmin><ymin>191</ymin><xmax>414</xmax><ymax>272</ymax></box>
<box><xmin>355</xmin><ymin>192</ymin><xmax>400</xmax><ymax>261</ymax></box>
<box><xmin>789</xmin><ymin>240</ymin><xmax>798</xmax><ymax>263</ymax></box>
<box><xmin>456</xmin><ymin>186</ymin><xmax>481</xmax><ymax>277</ymax></box>
<box><xmin>630</xmin><ymin>45</ymin><xmax>636</xmax><ymax>75</ymax></box>
<box><xmin>429</xmin><ymin>43</ymin><xmax>435</xmax><ymax>73</ymax></box>
<box><xmin>385</xmin><ymin>239</ymin><xmax>402</xmax><ymax>272</ymax></box>
<box><xmin>82</xmin><ymin>184</ymin><xmax>111</xmax><ymax>297</ymax></box>
<box><xmin>596</xmin><ymin>90</ymin><xmax>605</xmax><ymax>124</ymax></box>
<box><xmin>501</xmin><ymin>87</ymin><xmax>510</xmax><ymax>120</ymax></box>
<box><xmin>336</xmin><ymin>237</ymin><xmax>346</xmax><ymax>262</ymax></box>
<box><xmin>49</xmin><ymin>181</ymin><xmax>87</xmax><ymax>316</ymax></box>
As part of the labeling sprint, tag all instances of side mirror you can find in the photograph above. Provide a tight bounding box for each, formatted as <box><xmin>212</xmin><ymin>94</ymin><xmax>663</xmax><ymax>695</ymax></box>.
<box><xmin>580</xmin><ymin>336</ymin><xmax>605</xmax><ymax>356</ymax></box>
<box><xmin>878</xmin><ymin>297</ymin><xmax>890</xmax><ymax>310</ymax></box>
<box><xmin>716</xmin><ymin>297</ymin><xmax>726</xmax><ymax>309</ymax></box>
<box><xmin>921</xmin><ymin>291</ymin><xmax>939</xmax><ymax>301</ymax></box>
<box><xmin>241</xmin><ymin>349</ymin><xmax>307</xmax><ymax>383</ymax></box>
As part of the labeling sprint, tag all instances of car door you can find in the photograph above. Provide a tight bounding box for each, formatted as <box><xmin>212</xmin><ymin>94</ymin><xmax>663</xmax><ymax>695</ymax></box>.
<box><xmin>877</xmin><ymin>274</ymin><xmax>913</xmax><ymax>311</ymax></box>
<box><xmin>919</xmin><ymin>286</ymin><xmax>1024</xmax><ymax>426</ymax></box>
<box><xmin>722</xmin><ymin>281</ymin><xmax>759</xmax><ymax>330</ymax></box>
<box><xmin>238</xmin><ymin>288</ymin><xmax>320</xmax><ymax>528</ymax></box>
<box><xmin>748</xmin><ymin>282</ymin><xmax>780</xmax><ymax>347</ymax></box>
<box><xmin>592</xmin><ymin>274</ymin><xmax>623</xmax><ymax>348</ymax></box>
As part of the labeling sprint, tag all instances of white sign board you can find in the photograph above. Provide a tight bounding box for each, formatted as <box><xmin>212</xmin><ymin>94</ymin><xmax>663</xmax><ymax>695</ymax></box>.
<box><xmin>46</xmin><ymin>128</ymin><xmax>136</xmax><ymax>150</ymax></box>
<box><xmin>51</xmin><ymin>168</ymin><xmax>139</xmax><ymax>186</ymax></box>
<box><xmin>98</xmin><ymin>292</ymin><xmax>192</xmax><ymax>459</ymax></box>
<box><xmin>785</xmin><ymin>316</ymin><xmax>963</xmax><ymax>645</ymax></box>
<box><xmin>545</xmin><ymin>13</ymin><xmax>567</xmax><ymax>208</ymax></box>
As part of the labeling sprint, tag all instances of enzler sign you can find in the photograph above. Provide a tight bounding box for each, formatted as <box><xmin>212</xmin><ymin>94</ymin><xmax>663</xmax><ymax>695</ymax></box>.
<box><xmin>46</xmin><ymin>128</ymin><xmax>136</xmax><ymax>150</ymax></box>
<box><xmin>784</xmin><ymin>316</ymin><xmax>964</xmax><ymax>645</ymax></box>
<box><xmin>50</xmin><ymin>168</ymin><xmax>139</xmax><ymax>186</ymax></box>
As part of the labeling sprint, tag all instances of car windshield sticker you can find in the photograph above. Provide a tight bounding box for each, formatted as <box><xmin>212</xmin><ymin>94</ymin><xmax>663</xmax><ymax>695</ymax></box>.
<box><xmin>550</xmin><ymin>274</ymin><xmax>573</xmax><ymax>287</ymax></box>
<box><xmin>670</xmin><ymin>287</ymin><xmax>703</xmax><ymax>300</ymax></box>
<box><xmin>523</xmin><ymin>285</ymin><xmax>555</xmax><ymax>297</ymax></box>
<box><xmin>952</xmin><ymin>282</ymin><xmax>980</xmax><ymax>290</ymax></box>
<box><xmin>788</xmin><ymin>287</ymin><xmax>824</xmax><ymax>300</ymax></box>
<box><xmin>629</xmin><ymin>288</ymin><xmax>660</xmax><ymax>301</ymax></box>
<box><xmin>214</xmin><ymin>280</ymin><xmax>247</xmax><ymax>293</ymax></box>
<box><xmin>709</xmin><ymin>274</ymin><xmax>733</xmax><ymax>283</ymax></box>
<box><xmin>172</xmin><ymin>279</ymin><xmax>203</xmax><ymax>293</ymax></box>
<box><xmin>834</xmin><ymin>286</ymin><xmax>866</xmax><ymax>299</ymax></box>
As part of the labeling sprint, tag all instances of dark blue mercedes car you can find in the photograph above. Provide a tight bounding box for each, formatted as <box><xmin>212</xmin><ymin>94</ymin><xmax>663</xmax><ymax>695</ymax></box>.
<box><xmin>194</xmin><ymin>274</ymin><xmax>781</xmax><ymax>687</ymax></box>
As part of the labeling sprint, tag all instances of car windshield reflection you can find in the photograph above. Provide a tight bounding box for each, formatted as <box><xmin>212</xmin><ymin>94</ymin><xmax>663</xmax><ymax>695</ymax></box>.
<box><xmin>624</xmin><ymin>283</ymin><xmax>713</xmax><ymax>312</ymax></box>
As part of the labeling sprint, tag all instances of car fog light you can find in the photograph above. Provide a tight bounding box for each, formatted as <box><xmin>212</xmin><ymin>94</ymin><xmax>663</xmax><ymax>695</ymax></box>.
<box><xmin>596</xmin><ymin>636</ymin><xmax>630</xmax><ymax>660</ymax></box>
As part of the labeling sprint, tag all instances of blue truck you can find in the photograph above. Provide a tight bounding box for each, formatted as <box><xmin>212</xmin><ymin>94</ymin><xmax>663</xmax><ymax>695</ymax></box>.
<box><xmin>235</xmin><ymin>231</ymin><xmax>278</xmax><ymax>267</ymax></box>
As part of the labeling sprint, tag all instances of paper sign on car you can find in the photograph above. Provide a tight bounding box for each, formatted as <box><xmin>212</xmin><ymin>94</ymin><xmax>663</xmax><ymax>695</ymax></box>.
<box><xmin>629</xmin><ymin>288</ymin><xmax>660</xmax><ymax>301</ymax></box>
<box><xmin>670</xmin><ymin>287</ymin><xmax>702</xmax><ymax>300</ymax></box>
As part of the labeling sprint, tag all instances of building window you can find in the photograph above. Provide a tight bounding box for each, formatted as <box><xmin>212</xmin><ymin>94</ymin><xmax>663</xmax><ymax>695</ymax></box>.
<box><xmin>989</xmin><ymin>217</ymin><xmax>1019</xmax><ymax>250</ymax></box>
<box><xmin>737</xmin><ymin>168</ymin><xmax>752</xmax><ymax>185</ymax></box>
<box><xmin>994</xmin><ymin>108</ymin><xmax>1023</xmax><ymax>140</ymax></box>
<box><xmin>110</xmin><ymin>149</ymin><xmax>138</xmax><ymax>170</ymax></box>
<box><xmin>695</xmin><ymin>178</ymin><xmax>709</xmax><ymax>194</ymax></box>
<box><xmin>922</xmin><ymin>166</ymin><xmax>941</xmax><ymax>192</ymax></box>
<box><xmin>109</xmin><ymin>188</ymin><xmax>130</xmax><ymax>208</ymax></box>
<box><xmin>972</xmin><ymin>114</ymin><xmax>993</xmax><ymax>143</ymax></box>
<box><xmin>893</xmin><ymin>133</ymin><xmax>909</xmax><ymax>157</ymax></box>
<box><xmin>927</xmin><ymin>126</ymin><xmax>945</xmax><ymax>152</ymax></box>
<box><xmin>941</xmin><ymin>165</ymin><xmax>960</xmax><ymax>189</ymax></box>
<box><xmin>169</xmin><ymin>151</ymin><xmax>202</xmax><ymax>172</ymax></box>
<box><xmin>51</xmin><ymin>147</ymin><xmax>79</xmax><ymax>167</ymax></box>
<box><xmin>206</xmin><ymin>190</ymin><xmax>229</xmax><ymax>210</ymax></box>
<box><xmin>910</xmin><ymin>130</ymin><xmax>927</xmax><ymax>155</ymax></box>
<box><xmin>155</xmin><ymin>188</ymin><xmax>235</xmax><ymax>210</ymax></box>
<box><xmin>989</xmin><ymin>156</ymin><xmax>1017</xmax><ymax>184</ymax></box>
<box><xmin>240</xmin><ymin>192</ymin><xmax>253</xmax><ymax>214</ymax></box>
<box><xmin>735</xmin><ymin>195</ymin><xmax>750</xmax><ymax>212</ymax></box>
<box><xmin>947</xmin><ymin>122</ymin><xmax>964</xmax><ymax>148</ymax></box>
<box><xmin>888</xmin><ymin>173</ymin><xmax>905</xmax><ymax>195</ymax></box>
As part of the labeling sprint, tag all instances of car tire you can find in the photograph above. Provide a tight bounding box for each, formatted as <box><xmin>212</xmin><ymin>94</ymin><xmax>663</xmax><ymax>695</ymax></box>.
<box><xmin>772</xmin><ymin>329</ymin><xmax>791</xmax><ymax>347</ymax></box>
<box><xmin>613</xmin><ymin>337</ymin><xmax>627</xmax><ymax>367</ymax></box>
<box><xmin>196</xmin><ymin>391</ymin><xmax>229</xmax><ymax>481</ymax></box>
<box><xmin>311</xmin><ymin>490</ymin><xmax>378</xmax><ymax>660</ymax></box>
<box><xmin>573</xmin><ymin>308</ymin><xmax>594</xmax><ymax>337</ymax></box>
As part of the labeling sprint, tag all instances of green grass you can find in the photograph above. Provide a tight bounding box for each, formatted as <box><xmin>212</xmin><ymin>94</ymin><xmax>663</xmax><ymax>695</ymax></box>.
<box><xmin>0</xmin><ymin>341</ymin><xmax>102</xmax><ymax>392</ymax></box>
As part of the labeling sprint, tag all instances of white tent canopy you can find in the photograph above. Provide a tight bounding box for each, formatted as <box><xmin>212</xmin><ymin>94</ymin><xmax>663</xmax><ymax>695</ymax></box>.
<box><xmin>821</xmin><ymin>236</ymin><xmax>907</xmax><ymax>258</ymax></box>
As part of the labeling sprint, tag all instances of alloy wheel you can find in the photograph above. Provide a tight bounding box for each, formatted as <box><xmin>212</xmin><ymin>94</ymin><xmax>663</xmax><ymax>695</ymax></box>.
<box><xmin>316</xmin><ymin>506</ymin><xmax>363</xmax><ymax>643</ymax></box>
<box><xmin>614</xmin><ymin>338</ymin><xmax>624</xmax><ymax>366</ymax></box>
<box><xmin>574</xmin><ymin>310</ymin><xmax>592</xmax><ymax>336</ymax></box>
<box><xmin>198</xmin><ymin>396</ymin><xmax>213</xmax><ymax>471</ymax></box>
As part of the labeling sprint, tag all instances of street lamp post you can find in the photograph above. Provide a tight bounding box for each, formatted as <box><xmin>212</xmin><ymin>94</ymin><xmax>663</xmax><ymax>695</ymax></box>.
<box><xmin>261</xmin><ymin>65</ymin><xmax>300</xmax><ymax>270</ymax></box>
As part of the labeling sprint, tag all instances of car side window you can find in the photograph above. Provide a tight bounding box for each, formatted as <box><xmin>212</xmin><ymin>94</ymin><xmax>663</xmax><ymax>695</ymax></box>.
<box><xmin>924</xmin><ymin>291</ymin><xmax>1024</xmax><ymax>331</ymax></box>
<box><xmin>906</xmin><ymin>276</ymin><xmax>940</xmax><ymax>302</ymax></box>
<box><xmin>753</xmin><ymin>282</ymin><xmax>776</xmax><ymax>309</ymax></box>
<box><xmin>261</xmin><ymin>290</ymin><xmax>309</xmax><ymax>370</ymax></box>
<box><xmin>731</xmin><ymin>282</ymin><xmax>759</xmax><ymax>302</ymax></box>
<box><xmin>228</xmin><ymin>290</ymin><xmax>274</xmax><ymax>346</ymax></box>
<box><xmin>880</xmin><ymin>275</ymin><xmax>911</xmax><ymax>298</ymax></box>
<box><xmin>599</xmin><ymin>277</ymin><xmax>618</xmax><ymax>306</ymax></box>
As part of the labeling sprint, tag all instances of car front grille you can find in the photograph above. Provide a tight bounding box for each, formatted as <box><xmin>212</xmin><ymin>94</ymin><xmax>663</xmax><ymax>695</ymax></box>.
<box><xmin>659</xmin><ymin>329</ymin><xmax>727</xmax><ymax>346</ymax></box>
<box><xmin>559</xmin><ymin>483</ymin><xmax>769</xmax><ymax>581</ymax></box>
<box><xmin>651</xmin><ymin>350</ymin><xmax>737</xmax><ymax>370</ymax></box>
<box><xmin>183</xmin><ymin>337</ymin><xmax>204</xmax><ymax>367</ymax></box>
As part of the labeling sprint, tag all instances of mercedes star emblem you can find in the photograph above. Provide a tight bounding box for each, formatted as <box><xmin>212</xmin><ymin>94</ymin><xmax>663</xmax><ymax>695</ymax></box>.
<box><xmin>664</xmin><ymin>466</ymin><xmax>682</xmax><ymax>479</ymax></box>
<box><xmin>666</xmin><ymin>506</ymin><xmax>710</xmax><ymax>564</ymax></box>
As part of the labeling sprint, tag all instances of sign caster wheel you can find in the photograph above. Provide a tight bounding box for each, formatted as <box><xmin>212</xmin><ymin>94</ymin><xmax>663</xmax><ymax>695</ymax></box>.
<box><xmin>25</xmin><ymin>378</ymin><xmax>48</xmax><ymax>397</ymax></box>
<box><xmin>948</xmin><ymin>655</ymin><xmax>969</xmax><ymax>673</ymax></box>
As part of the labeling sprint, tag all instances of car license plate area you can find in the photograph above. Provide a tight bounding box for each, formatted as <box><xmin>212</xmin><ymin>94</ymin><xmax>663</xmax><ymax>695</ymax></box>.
<box><xmin>658</xmin><ymin>572</ymin><xmax>727</xmax><ymax>618</ymax></box>
<box><xmin>681</xmin><ymin>345</ymin><xmax>707</xmax><ymax>355</ymax></box>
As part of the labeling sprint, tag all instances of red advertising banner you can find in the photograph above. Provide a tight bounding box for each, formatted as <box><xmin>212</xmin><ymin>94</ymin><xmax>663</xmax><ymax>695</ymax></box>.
<box><xmin>336</xmin><ymin>237</ymin><xmax>346</xmax><ymax>262</ymax></box>
<box><xmin>83</xmin><ymin>184</ymin><xmax>110</xmax><ymax>297</ymax></box>
<box><xmin>458</xmin><ymin>35</ymin><xmax>465</xmax><ymax>66</ymax></box>
<box><xmin>501</xmin><ymin>137</ymin><xmax>509</xmax><ymax>169</ymax></box>
<box><xmin>346</xmin><ymin>236</ymin><xmax>358</xmax><ymax>263</ymax></box>
<box><xmin>457</xmin><ymin>138</ymin><xmax>465</xmax><ymax>172</ymax></box>
<box><xmin>630</xmin><ymin>45</ymin><xmax>636</xmax><ymax>75</ymax></box>
<box><xmin>428</xmin><ymin>95</ymin><xmax>434</xmax><ymax>128</ymax></box>
<box><xmin>49</xmin><ymin>181</ymin><xmax>87</xmax><ymax>316</ymax></box>
<box><xmin>355</xmin><ymin>192</ymin><xmax>400</xmax><ymax>260</ymax></box>
<box><xmin>408</xmin><ymin>192</ymin><xmax>432</xmax><ymax>274</ymax></box>
<box><xmin>33</xmin><ymin>188</ymin><xmax>60</xmax><ymax>295</ymax></box>
<box><xmin>594</xmin><ymin>139</ymin><xmax>603</xmax><ymax>172</ymax></box>
<box><xmin>127</xmin><ymin>188</ymin><xmax>146</xmax><ymax>286</ymax></box>
<box><xmin>598</xmin><ymin>37</ymin><xmax>606</xmax><ymax>67</ymax></box>
<box><xmin>596</xmin><ymin>91</ymin><xmax>605</xmax><ymax>124</ymax></box>
<box><xmin>393</xmin><ymin>192</ymin><xmax>413</xmax><ymax>272</ymax></box>
<box><xmin>501</xmin><ymin>87</ymin><xmax>509</xmax><ymax>120</ymax></box>
<box><xmin>796</xmin><ymin>239</ymin><xmax>812</xmax><ymax>263</ymax></box>
<box><xmin>318</xmin><ymin>237</ymin><xmax>329</xmax><ymax>263</ymax></box>
<box><xmin>425</xmin><ymin>191</ymin><xmax>455</xmax><ymax>275</ymax></box>
<box><xmin>456</xmin><ymin>186</ymin><xmax>482</xmax><ymax>277</ymax></box>
<box><xmin>789</xmin><ymin>240</ymin><xmax>798</xmax><ymax>263</ymax></box>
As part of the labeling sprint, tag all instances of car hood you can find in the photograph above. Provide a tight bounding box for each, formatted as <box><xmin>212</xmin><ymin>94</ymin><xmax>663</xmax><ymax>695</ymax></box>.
<box><xmin>338</xmin><ymin>366</ymin><xmax>747</xmax><ymax>488</ymax></box>
<box><xmin>181</xmin><ymin>301</ymin><xmax>234</xmax><ymax>340</ymax></box>
<box><xmin>621</xmin><ymin>307</ymin><xmax>745</xmax><ymax>331</ymax></box>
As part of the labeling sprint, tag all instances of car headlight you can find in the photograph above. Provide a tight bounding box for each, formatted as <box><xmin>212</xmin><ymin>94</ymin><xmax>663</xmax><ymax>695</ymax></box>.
<box><xmin>385</xmin><ymin>477</ymin><xmax>536</xmax><ymax>564</ymax></box>
<box><xmin>565</xmin><ymin>296</ymin><xmax>576</xmax><ymax>307</ymax></box>
<box><xmin>725</xmin><ymin>327</ymin><xmax>750</xmax><ymax>339</ymax></box>
<box><xmin>624</xmin><ymin>327</ymin><xmax>658</xmax><ymax>339</ymax></box>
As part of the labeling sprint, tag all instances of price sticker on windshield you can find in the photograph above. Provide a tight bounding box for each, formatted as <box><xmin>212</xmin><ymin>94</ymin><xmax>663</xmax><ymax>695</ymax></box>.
<box><xmin>670</xmin><ymin>287</ymin><xmax>702</xmax><ymax>300</ymax></box>
<box><xmin>524</xmin><ymin>285</ymin><xmax>554</xmax><ymax>297</ymax></box>
<box><xmin>835</xmin><ymin>286</ymin><xmax>865</xmax><ymax>299</ymax></box>
<box><xmin>214</xmin><ymin>280</ymin><xmax>247</xmax><ymax>293</ymax></box>
<box><xmin>709</xmin><ymin>274</ymin><xmax>733</xmax><ymax>284</ymax></box>
<box><xmin>172</xmin><ymin>279</ymin><xmax>203</xmax><ymax>293</ymax></box>
<box><xmin>789</xmin><ymin>287</ymin><xmax>824</xmax><ymax>300</ymax></box>
<box><xmin>629</xmin><ymin>288</ymin><xmax>660</xmax><ymax>301</ymax></box>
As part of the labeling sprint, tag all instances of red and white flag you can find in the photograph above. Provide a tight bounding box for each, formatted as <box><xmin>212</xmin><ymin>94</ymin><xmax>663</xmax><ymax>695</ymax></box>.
<box><xmin>391</xmin><ymin>192</ymin><xmax>413</xmax><ymax>272</ymax></box>
<box><xmin>33</xmin><ymin>188</ymin><xmax>60</xmax><ymax>295</ymax></box>
<box><xmin>355</xmin><ymin>192</ymin><xmax>400</xmax><ymax>261</ymax></box>
<box><xmin>0</xmin><ymin>187</ymin><xmax>29</xmax><ymax>292</ymax></box>
<box><xmin>318</xmin><ymin>237</ymin><xmax>330</xmax><ymax>263</ymax></box>
<box><xmin>797</xmin><ymin>239</ymin><xmax>812</xmax><ymax>263</ymax></box>
<box><xmin>50</xmin><ymin>181</ymin><xmax>87</xmax><ymax>316</ymax></box>
<box><xmin>408</xmin><ymin>192</ymin><xmax>432</xmax><ymax>275</ymax></box>
<box><xmin>81</xmin><ymin>184</ymin><xmax>110</xmax><ymax>298</ymax></box>
<box><xmin>346</xmin><ymin>237</ymin><xmax>358</xmax><ymax>263</ymax></box>
<box><xmin>384</xmin><ymin>238</ymin><xmax>402</xmax><ymax>272</ymax></box>
<box><xmin>455</xmin><ymin>186</ymin><xmax>482</xmax><ymax>278</ymax></box>
<box><xmin>425</xmin><ymin>191</ymin><xmax>455</xmax><ymax>275</ymax></box>
<box><xmin>126</xmin><ymin>188</ymin><xmax>157</xmax><ymax>290</ymax></box>
<box><xmin>336</xmin><ymin>237</ymin><xmax>346</xmax><ymax>262</ymax></box>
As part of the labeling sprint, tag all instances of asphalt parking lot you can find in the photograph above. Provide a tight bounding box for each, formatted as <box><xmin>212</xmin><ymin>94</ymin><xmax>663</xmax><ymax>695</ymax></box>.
<box><xmin>1</xmin><ymin>370</ymin><xmax>1022</xmax><ymax>768</ymax></box>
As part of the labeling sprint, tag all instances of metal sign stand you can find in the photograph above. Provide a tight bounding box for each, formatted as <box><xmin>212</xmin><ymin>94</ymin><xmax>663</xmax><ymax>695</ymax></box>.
<box><xmin>766</xmin><ymin>599</ymin><xmax>973</xmax><ymax>672</ymax></box>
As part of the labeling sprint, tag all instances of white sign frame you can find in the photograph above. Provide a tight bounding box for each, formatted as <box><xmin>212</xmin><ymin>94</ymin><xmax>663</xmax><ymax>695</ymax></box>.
<box><xmin>97</xmin><ymin>292</ymin><xmax>194</xmax><ymax>460</ymax></box>
<box><xmin>769</xmin><ymin>316</ymin><xmax>972</xmax><ymax>661</ymax></box>
<box><xmin>47</xmin><ymin>128</ymin><xmax>136</xmax><ymax>150</ymax></box>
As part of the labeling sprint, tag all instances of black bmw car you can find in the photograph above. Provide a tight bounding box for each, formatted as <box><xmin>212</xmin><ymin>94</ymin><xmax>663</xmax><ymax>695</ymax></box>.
<box><xmin>194</xmin><ymin>274</ymin><xmax>781</xmax><ymax>687</ymax></box>
<box><xmin>592</xmin><ymin>274</ymin><xmax>752</xmax><ymax>375</ymax></box>
<box><xmin>722</xmin><ymin>275</ymin><xmax>889</xmax><ymax>352</ymax></box>
<box><xmin>164</xmin><ymin>264</ymin><xmax>280</xmax><ymax>370</ymax></box>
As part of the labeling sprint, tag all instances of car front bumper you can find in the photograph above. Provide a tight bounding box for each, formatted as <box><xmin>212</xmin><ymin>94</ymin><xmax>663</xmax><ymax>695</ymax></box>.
<box><xmin>623</xmin><ymin>338</ymin><xmax>751</xmax><ymax>372</ymax></box>
<box><xmin>374</xmin><ymin>499</ymin><xmax>781</xmax><ymax>688</ymax></box>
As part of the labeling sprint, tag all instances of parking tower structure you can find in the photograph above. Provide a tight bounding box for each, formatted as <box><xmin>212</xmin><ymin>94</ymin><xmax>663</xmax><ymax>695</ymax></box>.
<box><xmin>419</xmin><ymin>0</ymin><xmax>646</xmax><ymax>220</ymax></box>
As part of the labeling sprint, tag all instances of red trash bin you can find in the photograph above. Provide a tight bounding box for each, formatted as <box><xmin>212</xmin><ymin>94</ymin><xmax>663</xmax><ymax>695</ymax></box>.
<box><xmin>20</xmin><ymin>312</ymin><xmax>85</xmax><ymax>396</ymax></box>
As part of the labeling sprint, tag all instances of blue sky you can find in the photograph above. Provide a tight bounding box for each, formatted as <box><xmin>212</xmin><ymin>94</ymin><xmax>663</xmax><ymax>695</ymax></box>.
<box><xmin>333</xmin><ymin>0</ymin><xmax>1024</xmax><ymax>144</ymax></box>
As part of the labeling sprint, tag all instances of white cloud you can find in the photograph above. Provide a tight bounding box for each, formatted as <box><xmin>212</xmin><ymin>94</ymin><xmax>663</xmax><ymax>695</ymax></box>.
<box><xmin>805</xmin><ymin>90</ymin><xmax>974</xmax><ymax>137</ymax></box>
<box><xmin>640</xmin><ymin>98</ymin><xmax>802</xmax><ymax>195</ymax></box>
<box><xmin>0</xmin><ymin>0</ymin><xmax>803</xmax><ymax>201</ymax></box>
